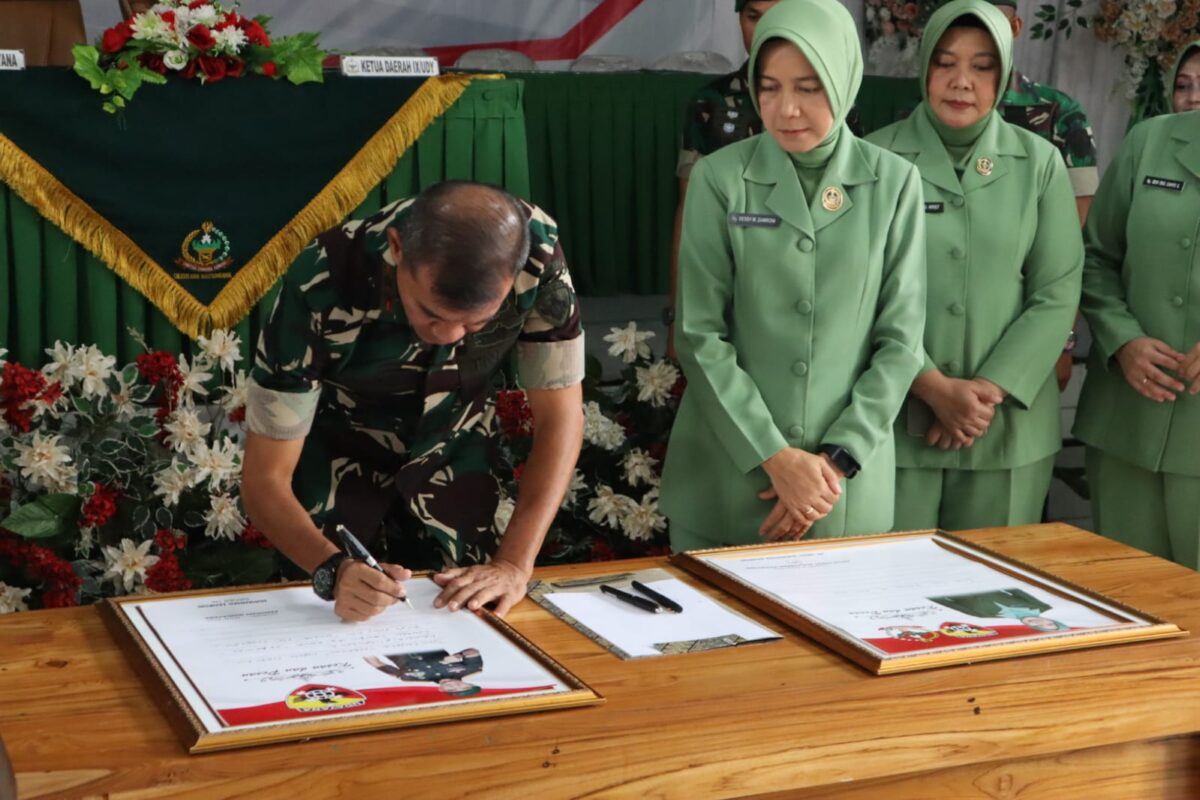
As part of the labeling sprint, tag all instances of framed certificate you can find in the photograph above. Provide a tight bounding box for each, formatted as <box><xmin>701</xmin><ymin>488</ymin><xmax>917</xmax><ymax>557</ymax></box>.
<box><xmin>104</xmin><ymin>577</ymin><xmax>602</xmax><ymax>753</ymax></box>
<box><xmin>672</xmin><ymin>531</ymin><xmax>1186</xmax><ymax>675</ymax></box>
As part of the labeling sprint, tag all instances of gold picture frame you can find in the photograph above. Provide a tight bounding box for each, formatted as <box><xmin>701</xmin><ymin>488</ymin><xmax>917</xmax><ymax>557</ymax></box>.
<box><xmin>672</xmin><ymin>530</ymin><xmax>1186</xmax><ymax>675</ymax></box>
<box><xmin>104</xmin><ymin>578</ymin><xmax>603</xmax><ymax>753</ymax></box>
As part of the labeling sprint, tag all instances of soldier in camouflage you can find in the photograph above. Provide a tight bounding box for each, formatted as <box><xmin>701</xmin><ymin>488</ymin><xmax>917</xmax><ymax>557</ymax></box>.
<box><xmin>991</xmin><ymin>0</ymin><xmax>1097</xmax><ymax>390</ymax></box>
<box><xmin>242</xmin><ymin>181</ymin><xmax>585</xmax><ymax>622</ymax></box>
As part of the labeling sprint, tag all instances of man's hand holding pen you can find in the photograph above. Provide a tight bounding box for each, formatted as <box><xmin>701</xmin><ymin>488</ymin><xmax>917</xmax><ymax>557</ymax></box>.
<box><xmin>334</xmin><ymin>559</ymin><xmax>412</xmax><ymax>622</ymax></box>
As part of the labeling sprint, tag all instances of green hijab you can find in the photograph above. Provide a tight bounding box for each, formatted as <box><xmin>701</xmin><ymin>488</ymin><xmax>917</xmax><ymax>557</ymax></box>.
<box><xmin>747</xmin><ymin>0</ymin><xmax>862</xmax><ymax>169</ymax></box>
<box><xmin>1167</xmin><ymin>40</ymin><xmax>1200</xmax><ymax>110</ymax></box>
<box><xmin>919</xmin><ymin>0</ymin><xmax>1013</xmax><ymax>152</ymax></box>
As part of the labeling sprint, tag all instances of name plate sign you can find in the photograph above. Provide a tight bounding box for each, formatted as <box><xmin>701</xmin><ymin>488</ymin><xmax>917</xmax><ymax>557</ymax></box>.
<box><xmin>341</xmin><ymin>56</ymin><xmax>439</xmax><ymax>78</ymax></box>
<box><xmin>0</xmin><ymin>50</ymin><xmax>26</xmax><ymax>71</ymax></box>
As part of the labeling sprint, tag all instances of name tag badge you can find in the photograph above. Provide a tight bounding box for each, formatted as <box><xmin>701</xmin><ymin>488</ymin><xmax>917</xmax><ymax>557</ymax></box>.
<box><xmin>340</xmin><ymin>56</ymin><xmax>440</xmax><ymax>77</ymax></box>
<box><xmin>0</xmin><ymin>49</ymin><xmax>26</xmax><ymax>71</ymax></box>
<box><xmin>1144</xmin><ymin>176</ymin><xmax>1185</xmax><ymax>192</ymax></box>
<box><xmin>924</xmin><ymin>202</ymin><xmax>945</xmax><ymax>214</ymax></box>
<box><xmin>728</xmin><ymin>212</ymin><xmax>781</xmax><ymax>228</ymax></box>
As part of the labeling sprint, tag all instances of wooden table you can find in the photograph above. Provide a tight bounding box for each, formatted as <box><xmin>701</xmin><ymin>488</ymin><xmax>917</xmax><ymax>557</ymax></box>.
<box><xmin>2</xmin><ymin>523</ymin><xmax>1198</xmax><ymax>799</ymax></box>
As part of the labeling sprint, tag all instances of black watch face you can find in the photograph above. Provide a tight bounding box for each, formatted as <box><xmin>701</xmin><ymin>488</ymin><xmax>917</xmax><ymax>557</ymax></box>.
<box><xmin>313</xmin><ymin>564</ymin><xmax>336</xmax><ymax>599</ymax></box>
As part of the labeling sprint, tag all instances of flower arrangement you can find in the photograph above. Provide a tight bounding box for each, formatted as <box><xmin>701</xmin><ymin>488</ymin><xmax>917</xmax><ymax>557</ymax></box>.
<box><xmin>72</xmin><ymin>1</ymin><xmax>326</xmax><ymax>114</ymax></box>
<box><xmin>0</xmin><ymin>331</ymin><xmax>279</xmax><ymax>612</ymax></box>
<box><xmin>1091</xmin><ymin>0</ymin><xmax>1200</xmax><ymax>116</ymax></box>
<box><xmin>494</xmin><ymin>322</ymin><xmax>681</xmax><ymax>564</ymax></box>
<box><xmin>0</xmin><ymin>321</ymin><xmax>681</xmax><ymax>613</ymax></box>
<box><xmin>863</xmin><ymin>1</ymin><xmax>943</xmax><ymax>77</ymax></box>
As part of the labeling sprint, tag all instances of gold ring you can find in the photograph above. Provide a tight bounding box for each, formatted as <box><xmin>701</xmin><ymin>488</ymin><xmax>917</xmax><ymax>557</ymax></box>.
<box><xmin>1142</xmin><ymin>377</ymin><xmax>1150</xmax><ymax>384</ymax></box>
<box><xmin>804</xmin><ymin>506</ymin><xmax>816</xmax><ymax>517</ymax></box>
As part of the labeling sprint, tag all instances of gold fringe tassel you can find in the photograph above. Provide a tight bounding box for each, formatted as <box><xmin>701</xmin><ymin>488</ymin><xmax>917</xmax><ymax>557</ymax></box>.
<box><xmin>0</xmin><ymin>73</ymin><xmax>495</xmax><ymax>340</ymax></box>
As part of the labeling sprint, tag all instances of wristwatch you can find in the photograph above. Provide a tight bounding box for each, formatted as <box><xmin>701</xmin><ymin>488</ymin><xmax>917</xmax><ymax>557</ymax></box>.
<box><xmin>818</xmin><ymin>444</ymin><xmax>861</xmax><ymax>479</ymax></box>
<box><xmin>311</xmin><ymin>552</ymin><xmax>348</xmax><ymax>601</ymax></box>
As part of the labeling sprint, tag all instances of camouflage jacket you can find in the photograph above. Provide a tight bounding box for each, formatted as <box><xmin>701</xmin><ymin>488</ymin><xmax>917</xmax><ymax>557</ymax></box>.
<box><xmin>677</xmin><ymin>62</ymin><xmax>762</xmax><ymax>179</ymax></box>
<box><xmin>376</xmin><ymin>650</ymin><xmax>483</xmax><ymax>683</ymax></box>
<box><xmin>246</xmin><ymin>197</ymin><xmax>584</xmax><ymax>561</ymax></box>
<box><xmin>1001</xmin><ymin>72</ymin><xmax>1099</xmax><ymax>197</ymax></box>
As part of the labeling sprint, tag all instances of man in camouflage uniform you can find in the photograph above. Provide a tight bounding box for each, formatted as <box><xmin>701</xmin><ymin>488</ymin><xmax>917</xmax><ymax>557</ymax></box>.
<box><xmin>992</xmin><ymin>0</ymin><xmax>1098</xmax><ymax>389</ymax></box>
<box><xmin>365</xmin><ymin>649</ymin><xmax>484</xmax><ymax>696</ymax></box>
<box><xmin>242</xmin><ymin>181</ymin><xmax>585</xmax><ymax>622</ymax></box>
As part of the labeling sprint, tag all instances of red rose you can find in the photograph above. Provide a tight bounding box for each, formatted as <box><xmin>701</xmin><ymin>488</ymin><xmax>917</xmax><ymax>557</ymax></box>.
<box><xmin>188</xmin><ymin>0</ymin><xmax>208</xmax><ymax>9</ymax></box>
<box><xmin>181</xmin><ymin>58</ymin><xmax>198</xmax><ymax>79</ymax></box>
<box><xmin>161</xmin><ymin>10</ymin><xmax>176</xmax><ymax>28</ymax></box>
<box><xmin>186</xmin><ymin>24</ymin><xmax>216</xmax><ymax>51</ymax></box>
<box><xmin>224</xmin><ymin>56</ymin><xmax>244</xmax><ymax>78</ymax></box>
<box><xmin>139</xmin><ymin>52</ymin><xmax>167</xmax><ymax>74</ymax></box>
<box><xmin>198</xmin><ymin>54</ymin><xmax>226</xmax><ymax>81</ymax></box>
<box><xmin>215</xmin><ymin>12</ymin><xmax>240</xmax><ymax>31</ymax></box>
<box><xmin>241</xmin><ymin>19</ymin><xmax>270</xmax><ymax>47</ymax></box>
<box><xmin>259</xmin><ymin>61</ymin><xmax>277</xmax><ymax>77</ymax></box>
<box><xmin>101</xmin><ymin>21</ymin><xmax>134</xmax><ymax>54</ymax></box>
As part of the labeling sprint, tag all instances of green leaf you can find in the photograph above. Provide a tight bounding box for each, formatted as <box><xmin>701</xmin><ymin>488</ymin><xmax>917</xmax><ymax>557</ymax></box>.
<box><xmin>183</xmin><ymin>546</ymin><xmax>279</xmax><ymax>589</ymax></box>
<box><xmin>1</xmin><ymin>494</ymin><xmax>81</xmax><ymax>539</ymax></box>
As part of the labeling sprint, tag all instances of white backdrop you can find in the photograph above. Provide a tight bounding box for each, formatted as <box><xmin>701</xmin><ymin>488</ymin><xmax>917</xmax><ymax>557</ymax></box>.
<box><xmin>78</xmin><ymin>0</ymin><xmax>1129</xmax><ymax>168</ymax></box>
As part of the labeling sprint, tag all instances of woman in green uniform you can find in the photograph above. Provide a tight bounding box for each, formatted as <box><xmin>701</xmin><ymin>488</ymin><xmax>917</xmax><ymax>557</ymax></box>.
<box><xmin>660</xmin><ymin>0</ymin><xmax>927</xmax><ymax>549</ymax></box>
<box><xmin>866</xmin><ymin>0</ymin><xmax>1082</xmax><ymax>531</ymax></box>
<box><xmin>1170</xmin><ymin>40</ymin><xmax>1200</xmax><ymax>114</ymax></box>
<box><xmin>1073</xmin><ymin>63</ymin><xmax>1200</xmax><ymax>570</ymax></box>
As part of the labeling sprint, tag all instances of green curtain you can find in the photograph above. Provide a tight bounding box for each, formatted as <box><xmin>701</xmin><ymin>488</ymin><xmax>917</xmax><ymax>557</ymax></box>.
<box><xmin>519</xmin><ymin>71</ymin><xmax>921</xmax><ymax>296</ymax></box>
<box><xmin>0</xmin><ymin>77</ymin><xmax>529</xmax><ymax>366</ymax></box>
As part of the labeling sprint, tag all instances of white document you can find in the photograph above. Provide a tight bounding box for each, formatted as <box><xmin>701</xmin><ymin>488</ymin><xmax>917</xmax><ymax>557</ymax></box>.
<box><xmin>545</xmin><ymin>578</ymin><xmax>780</xmax><ymax>658</ymax></box>
<box><xmin>701</xmin><ymin>537</ymin><xmax>1143</xmax><ymax>656</ymax></box>
<box><xmin>124</xmin><ymin>579</ymin><xmax>568</xmax><ymax>733</ymax></box>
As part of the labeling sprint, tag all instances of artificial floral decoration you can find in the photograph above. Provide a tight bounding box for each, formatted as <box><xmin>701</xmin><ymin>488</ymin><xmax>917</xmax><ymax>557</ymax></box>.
<box><xmin>0</xmin><ymin>323</ymin><xmax>681</xmax><ymax>612</ymax></box>
<box><xmin>863</xmin><ymin>1</ymin><xmax>943</xmax><ymax>77</ymax></box>
<box><xmin>72</xmin><ymin>0</ymin><xmax>326</xmax><ymax>114</ymax></box>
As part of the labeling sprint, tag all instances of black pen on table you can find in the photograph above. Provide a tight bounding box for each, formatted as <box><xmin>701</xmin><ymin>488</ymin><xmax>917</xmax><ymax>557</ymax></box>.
<box><xmin>631</xmin><ymin>580</ymin><xmax>684</xmax><ymax>613</ymax></box>
<box><xmin>335</xmin><ymin>524</ymin><xmax>413</xmax><ymax>609</ymax></box>
<box><xmin>599</xmin><ymin>584</ymin><xmax>662</xmax><ymax>614</ymax></box>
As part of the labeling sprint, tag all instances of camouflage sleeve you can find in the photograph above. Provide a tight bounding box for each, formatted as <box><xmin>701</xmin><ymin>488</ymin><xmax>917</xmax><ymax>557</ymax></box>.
<box><xmin>515</xmin><ymin>211</ymin><xmax>584</xmax><ymax>390</ymax></box>
<box><xmin>1053</xmin><ymin>93</ymin><xmax>1099</xmax><ymax>196</ymax></box>
<box><xmin>677</xmin><ymin>89</ymin><xmax>711</xmax><ymax>179</ymax></box>
<box><xmin>246</xmin><ymin>241</ymin><xmax>329</xmax><ymax>439</ymax></box>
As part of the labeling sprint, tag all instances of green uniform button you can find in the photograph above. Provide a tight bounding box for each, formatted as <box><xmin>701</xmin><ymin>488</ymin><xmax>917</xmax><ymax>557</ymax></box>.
<box><xmin>1172</xmin><ymin>295</ymin><xmax>1185</xmax><ymax>307</ymax></box>
<box><xmin>950</xmin><ymin>247</ymin><xmax>964</xmax><ymax>260</ymax></box>
<box><xmin>795</xmin><ymin>299</ymin><xmax>813</xmax><ymax>314</ymax></box>
<box><xmin>788</xmin><ymin>425</ymin><xmax>805</xmax><ymax>439</ymax></box>
<box><xmin>798</xmin><ymin>238</ymin><xmax>814</xmax><ymax>253</ymax></box>
<box><xmin>952</xmin><ymin>197</ymin><xmax>965</xmax><ymax>208</ymax></box>
<box><xmin>792</xmin><ymin>360</ymin><xmax>809</xmax><ymax>376</ymax></box>
<box><xmin>1182</xmin><ymin>238</ymin><xmax>1193</xmax><ymax>249</ymax></box>
<box><xmin>949</xmin><ymin>302</ymin><xmax>965</xmax><ymax>316</ymax></box>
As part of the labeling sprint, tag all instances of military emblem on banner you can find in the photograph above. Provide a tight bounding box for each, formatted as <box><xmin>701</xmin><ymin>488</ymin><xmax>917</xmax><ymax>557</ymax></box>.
<box><xmin>284</xmin><ymin>684</ymin><xmax>367</xmax><ymax>713</ymax></box>
<box><xmin>176</xmin><ymin>221</ymin><xmax>234</xmax><ymax>272</ymax></box>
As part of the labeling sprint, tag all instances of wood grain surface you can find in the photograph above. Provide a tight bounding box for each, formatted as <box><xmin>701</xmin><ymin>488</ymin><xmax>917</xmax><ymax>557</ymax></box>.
<box><xmin>1</xmin><ymin>524</ymin><xmax>1198</xmax><ymax>799</ymax></box>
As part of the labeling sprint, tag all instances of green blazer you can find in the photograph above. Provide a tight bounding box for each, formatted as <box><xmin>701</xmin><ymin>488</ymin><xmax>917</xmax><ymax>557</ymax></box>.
<box><xmin>660</xmin><ymin>130</ymin><xmax>927</xmax><ymax>541</ymax></box>
<box><xmin>1074</xmin><ymin>112</ymin><xmax>1200</xmax><ymax>476</ymax></box>
<box><xmin>867</xmin><ymin>110</ymin><xmax>1083</xmax><ymax>470</ymax></box>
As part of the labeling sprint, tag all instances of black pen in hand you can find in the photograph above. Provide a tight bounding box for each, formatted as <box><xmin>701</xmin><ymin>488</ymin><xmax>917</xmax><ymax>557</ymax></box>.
<box><xmin>336</xmin><ymin>524</ymin><xmax>413</xmax><ymax>609</ymax></box>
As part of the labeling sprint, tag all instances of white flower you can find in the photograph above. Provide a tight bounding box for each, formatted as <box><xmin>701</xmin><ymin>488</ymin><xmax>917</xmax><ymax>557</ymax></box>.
<box><xmin>205</xmin><ymin>493</ymin><xmax>245</xmax><ymax>541</ymax></box>
<box><xmin>635</xmin><ymin>360</ymin><xmax>681</xmax><ymax>408</ymax></box>
<box><xmin>0</xmin><ymin>346</ymin><xmax>7</xmax><ymax>364</ymax></box>
<box><xmin>188</xmin><ymin>437</ymin><xmax>241</xmax><ymax>491</ymax></box>
<box><xmin>603</xmin><ymin>322</ymin><xmax>655</xmax><ymax>364</ymax></box>
<box><xmin>163</xmin><ymin>49</ymin><xmax>189</xmax><ymax>70</ymax></box>
<box><xmin>587</xmin><ymin>484</ymin><xmax>635</xmax><ymax>530</ymax></box>
<box><xmin>198</xmin><ymin>329</ymin><xmax>242</xmax><ymax>374</ymax></box>
<box><xmin>153</xmin><ymin>461</ymin><xmax>193</xmax><ymax>507</ymax></box>
<box><xmin>76</xmin><ymin>345</ymin><xmax>116</xmax><ymax>399</ymax></box>
<box><xmin>622</xmin><ymin>448</ymin><xmax>660</xmax><ymax>488</ymax></box>
<box><xmin>109</xmin><ymin>370</ymin><xmax>139</xmax><ymax>421</ymax></box>
<box><xmin>0</xmin><ymin>582</ymin><xmax>32</xmax><ymax>614</ymax></box>
<box><xmin>583</xmin><ymin>401</ymin><xmax>626</xmax><ymax>451</ymax></box>
<box><xmin>102</xmin><ymin>538</ymin><xmax>159</xmax><ymax>594</ymax></box>
<box><xmin>221</xmin><ymin>369</ymin><xmax>248</xmax><ymax>414</ymax></box>
<box><xmin>188</xmin><ymin>3</ymin><xmax>219</xmax><ymax>27</ymax></box>
<box><xmin>176</xmin><ymin>354</ymin><xmax>212</xmax><ymax>402</ymax></box>
<box><xmin>77</xmin><ymin>526</ymin><xmax>96</xmax><ymax>558</ymax></box>
<box><xmin>621</xmin><ymin>491</ymin><xmax>667</xmax><ymax>542</ymax></box>
<box><xmin>41</xmin><ymin>341</ymin><xmax>80</xmax><ymax>388</ymax></box>
<box><xmin>213</xmin><ymin>25</ymin><xmax>248</xmax><ymax>53</ymax></box>
<box><xmin>130</xmin><ymin>11</ymin><xmax>173</xmax><ymax>43</ymax></box>
<box><xmin>14</xmin><ymin>433</ymin><xmax>76</xmax><ymax>492</ymax></box>
<box><xmin>163</xmin><ymin>407</ymin><xmax>211</xmax><ymax>453</ymax></box>
<box><xmin>493</xmin><ymin>495</ymin><xmax>516</xmax><ymax>534</ymax></box>
<box><xmin>560</xmin><ymin>469</ymin><xmax>587</xmax><ymax>509</ymax></box>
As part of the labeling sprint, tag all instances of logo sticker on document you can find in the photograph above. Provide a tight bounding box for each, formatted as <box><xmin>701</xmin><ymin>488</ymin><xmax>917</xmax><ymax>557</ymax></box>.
<box><xmin>285</xmin><ymin>684</ymin><xmax>367</xmax><ymax>713</ymax></box>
